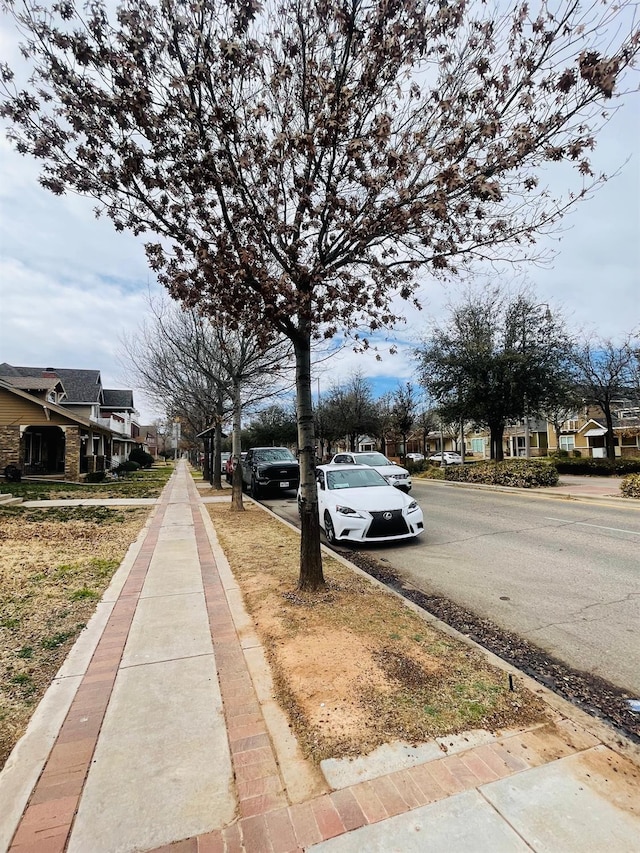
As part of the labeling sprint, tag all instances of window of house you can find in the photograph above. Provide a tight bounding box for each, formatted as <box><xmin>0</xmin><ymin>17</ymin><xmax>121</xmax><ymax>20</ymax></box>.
<box><xmin>559</xmin><ymin>435</ymin><xmax>575</xmax><ymax>451</ymax></box>
<box><xmin>471</xmin><ymin>438</ymin><xmax>484</xmax><ymax>453</ymax></box>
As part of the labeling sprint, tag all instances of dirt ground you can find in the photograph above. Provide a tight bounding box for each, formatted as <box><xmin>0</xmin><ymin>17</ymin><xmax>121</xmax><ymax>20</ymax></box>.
<box><xmin>207</xmin><ymin>500</ymin><xmax>548</xmax><ymax>762</ymax></box>
<box><xmin>0</xmin><ymin>505</ymin><xmax>150</xmax><ymax>769</ymax></box>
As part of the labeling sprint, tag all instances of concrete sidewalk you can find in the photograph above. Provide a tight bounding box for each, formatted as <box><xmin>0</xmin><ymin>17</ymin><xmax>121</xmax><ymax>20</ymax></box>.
<box><xmin>1</xmin><ymin>461</ymin><xmax>639</xmax><ymax>852</ymax></box>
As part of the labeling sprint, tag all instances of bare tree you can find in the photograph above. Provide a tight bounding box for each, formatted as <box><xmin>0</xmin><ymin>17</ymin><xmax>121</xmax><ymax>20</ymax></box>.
<box><xmin>2</xmin><ymin>0</ymin><xmax>638</xmax><ymax>587</ymax></box>
<box><xmin>323</xmin><ymin>372</ymin><xmax>379</xmax><ymax>451</ymax></box>
<box><xmin>573</xmin><ymin>334</ymin><xmax>640</xmax><ymax>459</ymax></box>
<box><xmin>391</xmin><ymin>383</ymin><xmax>418</xmax><ymax>459</ymax></box>
<box><xmin>121</xmin><ymin>296</ymin><xmax>293</xmax><ymax>491</ymax></box>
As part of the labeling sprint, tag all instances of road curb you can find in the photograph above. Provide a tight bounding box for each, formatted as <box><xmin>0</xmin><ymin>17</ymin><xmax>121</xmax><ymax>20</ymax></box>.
<box><xmin>245</xmin><ymin>496</ymin><xmax>640</xmax><ymax>770</ymax></box>
<box><xmin>412</xmin><ymin>476</ymin><xmax>636</xmax><ymax>508</ymax></box>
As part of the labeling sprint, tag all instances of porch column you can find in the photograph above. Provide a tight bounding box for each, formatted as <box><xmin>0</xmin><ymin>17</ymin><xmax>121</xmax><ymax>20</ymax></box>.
<box><xmin>0</xmin><ymin>425</ymin><xmax>21</xmax><ymax>471</ymax></box>
<box><xmin>64</xmin><ymin>426</ymin><xmax>81</xmax><ymax>481</ymax></box>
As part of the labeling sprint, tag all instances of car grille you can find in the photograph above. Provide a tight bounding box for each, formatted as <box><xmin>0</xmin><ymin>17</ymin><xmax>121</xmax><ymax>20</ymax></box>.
<box><xmin>367</xmin><ymin>510</ymin><xmax>409</xmax><ymax>538</ymax></box>
<box><xmin>260</xmin><ymin>463</ymin><xmax>299</xmax><ymax>480</ymax></box>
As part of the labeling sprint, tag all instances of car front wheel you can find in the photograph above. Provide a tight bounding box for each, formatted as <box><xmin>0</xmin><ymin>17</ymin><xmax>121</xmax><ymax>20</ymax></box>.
<box><xmin>250</xmin><ymin>476</ymin><xmax>261</xmax><ymax>499</ymax></box>
<box><xmin>324</xmin><ymin>511</ymin><xmax>338</xmax><ymax>545</ymax></box>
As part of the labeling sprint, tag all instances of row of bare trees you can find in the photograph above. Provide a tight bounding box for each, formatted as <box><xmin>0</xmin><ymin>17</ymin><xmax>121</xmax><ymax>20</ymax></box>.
<box><xmin>120</xmin><ymin>296</ymin><xmax>294</xmax><ymax>491</ymax></box>
<box><xmin>3</xmin><ymin>0</ymin><xmax>638</xmax><ymax>588</ymax></box>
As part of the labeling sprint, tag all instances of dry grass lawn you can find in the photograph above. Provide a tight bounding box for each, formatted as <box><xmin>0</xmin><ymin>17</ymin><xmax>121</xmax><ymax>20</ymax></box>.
<box><xmin>208</xmin><ymin>501</ymin><xmax>547</xmax><ymax>763</ymax></box>
<box><xmin>0</xmin><ymin>505</ymin><xmax>150</xmax><ymax>770</ymax></box>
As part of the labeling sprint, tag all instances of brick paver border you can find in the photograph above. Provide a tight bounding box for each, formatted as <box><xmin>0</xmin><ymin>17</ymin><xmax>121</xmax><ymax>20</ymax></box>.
<box><xmin>8</xmin><ymin>476</ymin><xmax>174</xmax><ymax>853</ymax></box>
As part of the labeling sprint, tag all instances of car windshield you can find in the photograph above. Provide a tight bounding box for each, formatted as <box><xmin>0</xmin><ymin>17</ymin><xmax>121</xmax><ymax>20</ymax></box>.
<box><xmin>353</xmin><ymin>453</ymin><xmax>392</xmax><ymax>466</ymax></box>
<box><xmin>327</xmin><ymin>468</ymin><xmax>388</xmax><ymax>490</ymax></box>
<box><xmin>255</xmin><ymin>448</ymin><xmax>296</xmax><ymax>462</ymax></box>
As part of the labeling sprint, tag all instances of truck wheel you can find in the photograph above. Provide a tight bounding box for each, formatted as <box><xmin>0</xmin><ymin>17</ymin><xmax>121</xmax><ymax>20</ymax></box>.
<box><xmin>251</xmin><ymin>476</ymin><xmax>261</xmax><ymax>499</ymax></box>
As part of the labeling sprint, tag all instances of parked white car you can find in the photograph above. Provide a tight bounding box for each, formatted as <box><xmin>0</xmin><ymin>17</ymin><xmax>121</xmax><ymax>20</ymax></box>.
<box><xmin>428</xmin><ymin>451</ymin><xmax>463</xmax><ymax>465</ymax></box>
<box><xmin>330</xmin><ymin>451</ymin><xmax>412</xmax><ymax>492</ymax></box>
<box><xmin>405</xmin><ymin>452</ymin><xmax>425</xmax><ymax>462</ymax></box>
<box><xmin>301</xmin><ymin>464</ymin><xmax>424</xmax><ymax>545</ymax></box>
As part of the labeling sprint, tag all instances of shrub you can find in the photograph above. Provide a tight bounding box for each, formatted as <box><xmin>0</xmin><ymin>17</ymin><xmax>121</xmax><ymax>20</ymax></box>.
<box><xmin>621</xmin><ymin>473</ymin><xmax>640</xmax><ymax>499</ymax></box>
<box><xmin>85</xmin><ymin>470</ymin><xmax>106</xmax><ymax>483</ymax></box>
<box><xmin>552</xmin><ymin>457</ymin><xmax>640</xmax><ymax>476</ymax></box>
<box><xmin>114</xmin><ymin>460</ymin><xmax>140</xmax><ymax>475</ymax></box>
<box><xmin>129</xmin><ymin>447</ymin><xmax>154</xmax><ymax>468</ymax></box>
<box><xmin>445</xmin><ymin>459</ymin><xmax>559</xmax><ymax>488</ymax></box>
<box><xmin>416</xmin><ymin>464</ymin><xmax>446</xmax><ymax>480</ymax></box>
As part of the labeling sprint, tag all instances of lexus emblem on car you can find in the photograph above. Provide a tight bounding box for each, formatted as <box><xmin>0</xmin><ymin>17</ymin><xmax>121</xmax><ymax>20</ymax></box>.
<box><xmin>383</xmin><ymin>512</ymin><xmax>392</xmax><ymax>520</ymax></box>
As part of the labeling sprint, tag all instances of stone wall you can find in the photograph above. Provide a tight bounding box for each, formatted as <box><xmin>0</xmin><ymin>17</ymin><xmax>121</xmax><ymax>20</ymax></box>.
<box><xmin>0</xmin><ymin>425</ymin><xmax>21</xmax><ymax>471</ymax></box>
<box><xmin>64</xmin><ymin>427</ymin><xmax>81</xmax><ymax>481</ymax></box>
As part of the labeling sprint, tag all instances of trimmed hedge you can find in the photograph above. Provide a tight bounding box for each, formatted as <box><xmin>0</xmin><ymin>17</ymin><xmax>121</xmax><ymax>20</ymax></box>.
<box><xmin>552</xmin><ymin>456</ymin><xmax>640</xmax><ymax>476</ymax></box>
<box><xmin>85</xmin><ymin>470</ymin><xmax>106</xmax><ymax>483</ymax></box>
<box><xmin>621</xmin><ymin>473</ymin><xmax>640</xmax><ymax>499</ymax></box>
<box><xmin>444</xmin><ymin>459</ymin><xmax>559</xmax><ymax>488</ymax></box>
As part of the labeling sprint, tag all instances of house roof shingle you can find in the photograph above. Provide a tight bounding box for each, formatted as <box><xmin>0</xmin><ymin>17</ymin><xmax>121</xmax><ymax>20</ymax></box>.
<box><xmin>0</xmin><ymin>364</ymin><xmax>137</xmax><ymax>410</ymax></box>
<box><xmin>103</xmin><ymin>389</ymin><xmax>134</xmax><ymax>409</ymax></box>
<box><xmin>0</xmin><ymin>364</ymin><xmax>103</xmax><ymax>403</ymax></box>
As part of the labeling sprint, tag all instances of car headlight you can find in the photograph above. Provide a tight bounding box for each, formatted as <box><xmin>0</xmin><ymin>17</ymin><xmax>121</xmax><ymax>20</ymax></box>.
<box><xmin>336</xmin><ymin>505</ymin><xmax>364</xmax><ymax>517</ymax></box>
<box><xmin>407</xmin><ymin>501</ymin><xmax>419</xmax><ymax>513</ymax></box>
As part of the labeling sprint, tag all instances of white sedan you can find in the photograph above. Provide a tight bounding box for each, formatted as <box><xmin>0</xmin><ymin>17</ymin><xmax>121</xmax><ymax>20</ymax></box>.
<box><xmin>428</xmin><ymin>452</ymin><xmax>463</xmax><ymax>465</ymax></box>
<box><xmin>302</xmin><ymin>464</ymin><xmax>424</xmax><ymax>545</ymax></box>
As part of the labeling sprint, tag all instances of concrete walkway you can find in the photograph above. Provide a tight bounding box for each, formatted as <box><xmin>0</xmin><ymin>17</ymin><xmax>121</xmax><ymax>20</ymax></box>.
<box><xmin>1</xmin><ymin>462</ymin><xmax>639</xmax><ymax>852</ymax></box>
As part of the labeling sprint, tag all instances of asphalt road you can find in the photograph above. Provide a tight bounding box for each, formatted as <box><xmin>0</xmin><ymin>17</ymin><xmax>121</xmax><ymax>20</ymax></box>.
<box><xmin>263</xmin><ymin>483</ymin><xmax>640</xmax><ymax>696</ymax></box>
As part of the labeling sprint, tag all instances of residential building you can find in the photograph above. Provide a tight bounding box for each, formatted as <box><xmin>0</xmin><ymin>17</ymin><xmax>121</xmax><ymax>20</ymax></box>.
<box><xmin>0</xmin><ymin>363</ymin><xmax>141</xmax><ymax>479</ymax></box>
<box><xmin>545</xmin><ymin>398</ymin><xmax>640</xmax><ymax>458</ymax></box>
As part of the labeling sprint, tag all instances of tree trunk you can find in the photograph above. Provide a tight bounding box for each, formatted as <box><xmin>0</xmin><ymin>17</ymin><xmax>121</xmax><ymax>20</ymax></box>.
<box><xmin>489</xmin><ymin>423</ymin><xmax>505</xmax><ymax>461</ymax></box>
<box><xmin>554</xmin><ymin>420</ymin><xmax>562</xmax><ymax>453</ymax></box>
<box><xmin>203</xmin><ymin>434</ymin><xmax>211</xmax><ymax>483</ymax></box>
<box><xmin>230</xmin><ymin>381</ymin><xmax>244</xmax><ymax>511</ymax></box>
<box><xmin>210</xmin><ymin>395</ymin><xmax>224</xmax><ymax>489</ymax></box>
<box><xmin>604</xmin><ymin>405</ymin><xmax>616</xmax><ymax>460</ymax></box>
<box><xmin>295</xmin><ymin>334</ymin><xmax>325</xmax><ymax>590</ymax></box>
<box><xmin>212</xmin><ymin>415</ymin><xmax>223</xmax><ymax>489</ymax></box>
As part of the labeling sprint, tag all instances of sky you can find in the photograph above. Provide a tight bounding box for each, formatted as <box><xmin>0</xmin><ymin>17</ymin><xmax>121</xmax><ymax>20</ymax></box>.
<box><xmin>1</xmin><ymin>10</ymin><xmax>639</xmax><ymax>425</ymax></box>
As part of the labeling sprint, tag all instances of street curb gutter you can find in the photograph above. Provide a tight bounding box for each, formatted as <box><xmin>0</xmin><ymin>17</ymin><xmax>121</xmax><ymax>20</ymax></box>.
<box><xmin>243</xmin><ymin>496</ymin><xmax>640</xmax><ymax>771</ymax></box>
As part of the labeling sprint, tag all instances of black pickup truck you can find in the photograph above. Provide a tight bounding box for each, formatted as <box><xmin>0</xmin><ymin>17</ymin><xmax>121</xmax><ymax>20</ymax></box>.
<box><xmin>241</xmin><ymin>447</ymin><xmax>300</xmax><ymax>499</ymax></box>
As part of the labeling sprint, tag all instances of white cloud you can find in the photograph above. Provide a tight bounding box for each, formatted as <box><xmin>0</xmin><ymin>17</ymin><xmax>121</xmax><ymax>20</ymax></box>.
<box><xmin>1</xmin><ymin>9</ymin><xmax>638</xmax><ymax>421</ymax></box>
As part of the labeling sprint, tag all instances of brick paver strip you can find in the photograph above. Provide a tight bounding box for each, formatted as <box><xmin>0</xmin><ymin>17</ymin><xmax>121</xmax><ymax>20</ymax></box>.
<box><xmin>8</xmin><ymin>475</ymin><xmax>173</xmax><ymax>852</ymax></box>
<box><xmin>180</xmin><ymin>478</ymin><xmax>599</xmax><ymax>852</ymax></box>
<box><xmin>288</xmin><ymin>801</ymin><xmax>322</xmax><ymax>847</ymax></box>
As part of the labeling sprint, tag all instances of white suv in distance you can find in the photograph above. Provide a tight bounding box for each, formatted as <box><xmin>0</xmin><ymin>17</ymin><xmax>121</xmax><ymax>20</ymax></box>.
<box><xmin>330</xmin><ymin>451</ymin><xmax>412</xmax><ymax>492</ymax></box>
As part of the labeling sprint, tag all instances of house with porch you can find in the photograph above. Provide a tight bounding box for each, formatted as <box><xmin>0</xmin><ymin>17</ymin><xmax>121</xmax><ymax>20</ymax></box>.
<box><xmin>545</xmin><ymin>399</ymin><xmax>640</xmax><ymax>458</ymax></box>
<box><xmin>0</xmin><ymin>363</ymin><xmax>142</xmax><ymax>478</ymax></box>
